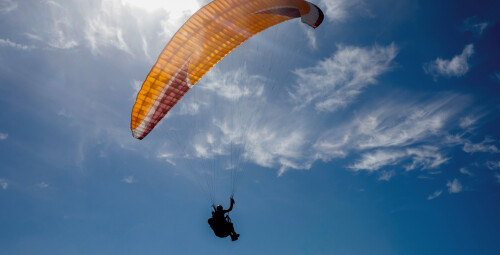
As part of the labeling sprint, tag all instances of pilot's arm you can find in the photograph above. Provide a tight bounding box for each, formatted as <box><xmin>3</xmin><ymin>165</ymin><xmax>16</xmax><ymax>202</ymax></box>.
<box><xmin>224</xmin><ymin>197</ymin><xmax>235</xmax><ymax>213</ymax></box>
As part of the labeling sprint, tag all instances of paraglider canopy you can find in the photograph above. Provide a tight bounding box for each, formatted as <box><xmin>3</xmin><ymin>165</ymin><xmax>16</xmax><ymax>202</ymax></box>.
<box><xmin>130</xmin><ymin>0</ymin><xmax>324</xmax><ymax>139</ymax></box>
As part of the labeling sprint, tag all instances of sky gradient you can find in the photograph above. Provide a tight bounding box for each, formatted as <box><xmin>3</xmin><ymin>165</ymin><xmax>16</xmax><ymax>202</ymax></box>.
<box><xmin>1</xmin><ymin>0</ymin><xmax>500</xmax><ymax>254</ymax></box>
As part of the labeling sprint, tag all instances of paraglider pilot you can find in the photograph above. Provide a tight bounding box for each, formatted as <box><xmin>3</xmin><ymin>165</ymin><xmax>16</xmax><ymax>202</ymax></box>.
<box><xmin>208</xmin><ymin>197</ymin><xmax>240</xmax><ymax>241</ymax></box>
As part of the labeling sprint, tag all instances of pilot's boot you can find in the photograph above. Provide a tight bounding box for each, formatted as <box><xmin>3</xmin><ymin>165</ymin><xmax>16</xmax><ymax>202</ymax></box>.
<box><xmin>231</xmin><ymin>233</ymin><xmax>240</xmax><ymax>241</ymax></box>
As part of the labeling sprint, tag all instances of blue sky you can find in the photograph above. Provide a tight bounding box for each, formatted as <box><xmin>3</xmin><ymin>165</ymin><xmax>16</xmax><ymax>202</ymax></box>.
<box><xmin>1</xmin><ymin>0</ymin><xmax>500</xmax><ymax>254</ymax></box>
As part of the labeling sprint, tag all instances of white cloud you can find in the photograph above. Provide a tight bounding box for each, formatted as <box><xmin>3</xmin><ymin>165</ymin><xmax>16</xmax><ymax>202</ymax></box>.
<box><xmin>313</xmin><ymin>134</ymin><xmax>349</xmax><ymax>160</ymax></box>
<box><xmin>37</xmin><ymin>182</ymin><xmax>49</xmax><ymax>188</ymax></box>
<box><xmin>57</xmin><ymin>108</ymin><xmax>73</xmax><ymax>118</ymax></box>
<box><xmin>496</xmin><ymin>173</ymin><xmax>500</xmax><ymax>183</ymax></box>
<box><xmin>193</xmin><ymin>139</ymin><xmax>216</xmax><ymax>159</ymax></box>
<box><xmin>314</xmin><ymin>93</ymin><xmax>465</xmax><ymax>173</ymax></box>
<box><xmin>48</xmin><ymin>33</ymin><xmax>78</xmax><ymax>49</ymax></box>
<box><xmin>79</xmin><ymin>0</ymin><xmax>201</xmax><ymax>57</ymax></box>
<box><xmin>460</xmin><ymin>167</ymin><xmax>473</xmax><ymax>176</ymax></box>
<box><xmin>0</xmin><ymin>0</ymin><xmax>17</xmax><ymax>13</ymax></box>
<box><xmin>424</xmin><ymin>44</ymin><xmax>474</xmax><ymax>78</ymax></box>
<box><xmin>0</xmin><ymin>179</ymin><xmax>7</xmax><ymax>190</ymax></box>
<box><xmin>302</xmin><ymin>27</ymin><xmax>318</xmax><ymax>50</ymax></box>
<box><xmin>121</xmin><ymin>0</ymin><xmax>200</xmax><ymax>20</ymax></box>
<box><xmin>350</xmin><ymin>150</ymin><xmax>406</xmax><ymax>171</ymax></box>
<box><xmin>84</xmin><ymin>0</ymin><xmax>133</xmax><ymax>55</ymax></box>
<box><xmin>290</xmin><ymin>43</ymin><xmax>398</xmax><ymax>112</ymax></box>
<box><xmin>42</xmin><ymin>1</ymin><xmax>79</xmax><ymax>50</ymax></box>
<box><xmin>349</xmin><ymin>146</ymin><xmax>449</xmax><ymax>172</ymax></box>
<box><xmin>25</xmin><ymin>33</ymin><xmax>43</xmax><ymax>41</ymax></box>
<box><xmin>130</xmin><ymin>80</ymin><xmax>142</xmax><ymax>100</ymax></box>
<box><xmin>85</xmin><ymin>21</ymin><xmax>131</xmax><ymax>55</ymax></box>
<box><xmin>461</xmin><ymin>16</ymin><xmax>489</xmax><ymax>37</ymax></box>
<box><xmin>406</xmin><ymin>146</ymin><xmax>449</xmax><ymax>171</ymax></box>
<box><xmin>355</xmin><ymin>99</ymin><xmax>451</xmax><ymax>149</ymax></box>
<box><xmin>24</xmin><ymin>0</ymin><xmax>166</xmax><ymax>53</ymax></box>
<box><xmin>447</xmin><ymin>178</ymin><xmax>463</xmax><ymax>194</ymax></box>
<box><xmin>417</xmin><ymin>175</ymin><xmax>433</xmax><ymax>180</ymax></box>
<box><xmin>319</xmin><ymin>0</ymin><xmax>364</xmax><ymax>22</ymax></box>
<box><xmin>378</xmin><ymin>170</ymin><xmax>395</xmax><ymax>181</ymax></box>
<box><xmin>445</xmin><ymin>134</ymin><xmax>499</xmax><ymax>155</ymax></box>
<box><xmin>427</xmin><ymin>190</ymin><xmax>443</xmax><ymax>200</ymax></box>
<box><xmin>141</xmin><ymin>35</ymin><xmax>151</xmax><ymax>60</ymax></box>
<box><xmin>211</xmin><ymin>117</ymin><xmax>312</xmax><ymax>175</ymax></box>
<box><xmin>444</xmin><ymin>133</ymin><xmax>465</xmax><ymax>145</ymax></box>
<box><xmin>15</xmin><ymin>3</ymin><xmax>79</xmax><ymax>51</ymax></box>
<box><xmin>178</xmin><ymin>101</ymin><xmax>201</xmax><ymax>115</ymax></box>
<box><xmin>463</xmin><ymin>138</ymin><xmax>499</xmax><ymax>154</ymax></box>
<box><xmin>45</xmin><ymin>1</ymin><xmax>63</xmax><ymax>8</ymax></box>
<box><xmin>0</xmin><ymin>132</ymin><xmax>7</xmax><ymax>140</ymax></box>
<box><xmin>486</xmin><ymin>161</ymin><xmax>500</xmax><ymax>170</ymax></box>
<box><xmin>459</xmin><ymin>115</ymin><xmax>479</xmax><ymax>129</ymax></box>
<box><xmin>0</xmin><ymin>38</ymin><xmax>35</xmax><ymax>50</ymax></box>
<box><xmin>158</xmin><ymin>153</ymin><xmax>177</xmax><ymax>166</ymax></box>
<box><xmin>200</xmin><ymin>68</ymin><xmax>265</xmax><ymax>101</ymax></box>
<box><xmin>122</xmin><ymin>176</ymin><xmax>136</xmax><ymax>184</ymax></box>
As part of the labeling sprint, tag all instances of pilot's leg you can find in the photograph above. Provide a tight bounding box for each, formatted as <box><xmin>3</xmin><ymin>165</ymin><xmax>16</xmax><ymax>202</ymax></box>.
<box><xmin>228</xmin><ymin>222</ymin><xmax>239</xmax><ymax>241</ymax></box>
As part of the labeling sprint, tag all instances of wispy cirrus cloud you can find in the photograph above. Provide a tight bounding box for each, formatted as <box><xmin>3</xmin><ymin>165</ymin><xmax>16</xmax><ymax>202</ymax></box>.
<box><xmin>427</xmin><ymin>190</ymin><xmax>443</xmax><ymax>200</ymax></box>
<box><xmin>22</xmin><ymin>2</ymin><xmax>79</xmax><ymax>50</ymax></box>
<box><xmin>447</xmin><ymin>178</ymin><xmax>463</xmax><ymax>193</ymax></box>
<box><xmin>486</xmin><ymin>161</ymin><xmax>500</xmax><ymax>170</ymax></box>
<box><xmin>0</xmin><ymin>0</ymin><xmax>17</xmax><ymax>13</ymax></box>
<box><xmin>315</xmin><ymin>93</ymin><xmax>467</xmax><ymax>174</ymax></box>
<box><xmin>302</xmin><ymin>27</ymin><xmax>318</xmax><ymax>50</ymax></box>
<box><xmin>290</xmin><ymin>43</ymin><xmax>398</xmax><ymax>112</ymax></box>
<box><xmin>0</xmin><ymin>179</ymin><xmax>8</xmax><ymax>190</ymax></box>
<box><xmin>178</xmin><ymin>101</ymin><xmax>202</xmax><ymax>116</ymax></box>
<box><xmin>121</xmin><ymin>0</ymin><xmax>200</xmax><ymax>21</ymax></box>
<box><xmin>122</xmin><ymin>176</ymin><xmax>136</xmax><ymax>184</ymax></box>
<box><xmin>444</xmin><ymin>132</ymin><xmax>500</xmax><ymax>155</ymax></box>
<box><xmin>37</xmin><ymin>182</ymin><xmax>49</xmax><ymax>188</ymax></box>
<box><xmin>350</xmin><ymin>150</ymin><xmax>405</xmax><ymax>172</ymax></box>
<box><xmin>0</xmin><ymin>132</ymin><xmax>8</xmax><ymax>140</ymax></box>
<box><xmin>45</xmin><ymin>1</ymin><xmax>79</xmax><ymax>49</ymax></box>
<box><xmin>83</xmin><ymin>0</ymin><xmax>199</xmax><ymax>57</ymax></box>
<box><xmin>460</xmin><ymin>167</ymin><xmax>473</xmax><ymax>176</ymax></box>
<box><xmin>319</xmin><ymin>0</ymin><xmax>365</xmax><ymax>22</ymax></box>
<box><xmin>158</xmin><ymin>153</ymin><xmax>177</xmax><ymax>166</ymax></box>
<box><xmin>459</xmin><ymin>115</ymin><xmax>480</xmax><ymax>129</ymax></box>
<box><xmin>350</xmin><ymin>146</ymin><xmax>449</xmax><ymax>172</ymax></box>
<box><xmin>14</xmin><ymin>0</ymin><xmax>176</xmax><ymax>55</ymax></box>
<box><xmin>462</xmin><ymin>138</ymin><xmax>499</xmax><ymax>154</ymax></box>
<box><xmin>461</xmin><ymin>16</ymin><xmax>490</xmax><ymax>37</ymax></box>
<box><xmin>84</xmin><ymin>1</ymin><xmax>132</xmax><ymax>56</ymax></box>
<box><xmin>0</xmin><ymin>38</ymin><xmax>35</xmax><ymax>50</ymax></box>
<box><xmin>190</xmin><ymin>108</ymin><xmax>313</xmax><ymax>176</ymax></box>
<box><xmin>405</xmin><ymin>146</ymin><xmax>450</xmax><ymax>170</ymax></box>
<box><xmin>424</xmin><ymin>44</ymin><xmax>474</xmax><ymax>79</ymax></box>
<box><xmin>354</xmin><ymin>97</ymin><xmax>456</xmax><ymax>150</ymax></box>
<box><xmin>378</xmin><ymin>170</ymin><xmax>395</xmax><ymax>181</ymax></box>
<box><xmin>200</xmin><ymin>68</ymin><xmax>265</xmax><ymax>101</ymax></box>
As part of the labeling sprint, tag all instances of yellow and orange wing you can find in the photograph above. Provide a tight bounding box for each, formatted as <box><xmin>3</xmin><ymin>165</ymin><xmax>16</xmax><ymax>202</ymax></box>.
<box><xmin>131</xmin><ymin>0</ymin><xmax>324</xmax><ymax>139</ymax></box>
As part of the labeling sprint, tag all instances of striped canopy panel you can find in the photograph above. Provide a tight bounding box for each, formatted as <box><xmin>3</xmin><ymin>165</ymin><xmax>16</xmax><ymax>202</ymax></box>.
<box><xmin>131</xmin><ymin>0</ymin><xmax>324</xmax><ymax>139</ymax></box>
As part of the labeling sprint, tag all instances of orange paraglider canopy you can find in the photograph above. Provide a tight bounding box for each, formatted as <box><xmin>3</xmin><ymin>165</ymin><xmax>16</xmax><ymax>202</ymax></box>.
<box><xmin>131</xmin><ymin>0</ymin><xmax>324</xmax><ymax>139</ymax></box>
